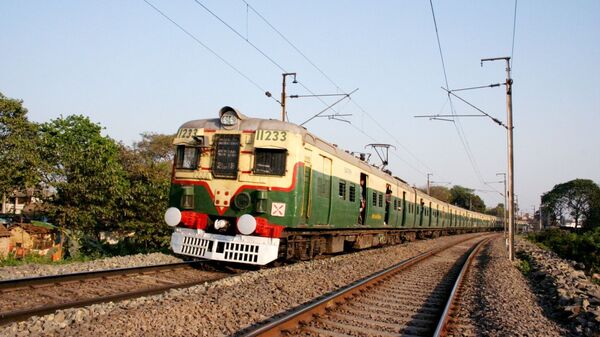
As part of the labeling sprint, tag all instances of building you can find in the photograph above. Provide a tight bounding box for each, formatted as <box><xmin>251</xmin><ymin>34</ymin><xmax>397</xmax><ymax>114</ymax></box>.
<box><xmin>1</xmin><ymin>190</ymin><xmax>45</xmax><ymax>215</ymax></box>
<box><xmin>0</xmin><ymin>225</ymin><xmax>10</xmax><ymax>257</ymax></box>
<box><xmin>9</xmin><ymin>223</ymin><xmax>56</xmax><ymax>256</ymax></box>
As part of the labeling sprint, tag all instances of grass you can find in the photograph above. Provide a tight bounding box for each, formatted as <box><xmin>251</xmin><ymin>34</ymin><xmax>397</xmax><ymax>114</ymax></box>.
<box><xmin>0</xmin><ymin>252</ymin><xmax>94</xmax><ymax>267</ymax></box>
<box><xmin>516</xmin><ymin>251</ymin><xmax>532</xmax><ymax>275</ymax></box>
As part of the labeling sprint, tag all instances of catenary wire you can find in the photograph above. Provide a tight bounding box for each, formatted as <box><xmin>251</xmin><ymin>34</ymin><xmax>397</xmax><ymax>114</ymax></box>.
<box><xmin>191</xmin><ymin>0</ymin><xmax>348</xmax><ymax>123</ymax></box>
<box><xmin>241</xmin><ymin>0</ymin><xmax>439</xmax><ymax>179</ymax></box>
<box><xmin>142</xmin><ymin>0</ymin><xmax>277</xmax><ymax>103</ymax></box>
<box><xmin>511</xmin><ymin>0</ymin><xmax>518</xmax><ymax>66</ymax></box>
<box><xmin>428</xmin><ymin>0</ymin><xmax>503</xmax><ymax>200</ymax></box>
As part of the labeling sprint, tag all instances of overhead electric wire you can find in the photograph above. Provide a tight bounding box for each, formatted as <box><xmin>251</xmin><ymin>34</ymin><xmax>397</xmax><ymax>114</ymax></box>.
<box><xmin>241</xmin><ymin>0</ymin><xmax>439</xmax><ymax>180</ymax></box>
<box><xmin>193</xmin><ymin>0</ymin><xmax>358</xmax><ymax>124</ymax></box>
<box><xmin>511</xmin><ymin>0</ymin><xmax>518</xmax><ymax>64</ymax></box>
<box><xmin>192</xmin><ymin>0</ymin><xmax>287</xmax><ymax>73</ymax></box>
<box><xmin>347</xmin><ymin>123</ymin><xmax>427</xmax><ymax>176</ymax></box>
<box><xmin>142</xmin><ymin>0</ymin><xmax>276</xmax><ymax>103</ymax></box>
<box><xmin>241</xmin><ymin>0</ymin><xmax>340</xmax><ymax>91</ymax></box>
<box><xmin>428</xmin><ymin>0</ymin><xmax>503</xmax><ymax>201</ymax></box>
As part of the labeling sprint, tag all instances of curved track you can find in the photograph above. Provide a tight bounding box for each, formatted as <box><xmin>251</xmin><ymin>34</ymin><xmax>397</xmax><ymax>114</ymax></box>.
<box><xmin>242</xmin><ymin>234</ymin><xmax>495</xmax><ymax>337</ymax></box>
<box><xmin>0</xmin><ymin>261</ymin><xmax>237</xmax><ymax>324</ymax></box>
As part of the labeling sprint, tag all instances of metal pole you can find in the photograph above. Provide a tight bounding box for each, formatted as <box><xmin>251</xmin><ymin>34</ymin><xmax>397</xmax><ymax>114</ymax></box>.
<box><xmin>281</xmin><ymin>73</ymin><xmax>297</xmax><ymax>122</ymax></box>
<box><xmin>281</xmin><ymin>74</ymin><xmax>286</xmax><ymax>122</ymax></box>
<box><xmin>427</xmin><ymin>173</ymin><xmax>432</xmax><ymax>195</ymax></box>
<box><xmin>506</xmin><ymin>58</ymin><xmax>515</xmax><ymax>261</ymax></box>
<box><xmin>497</xmin><ymin>173</ymin><xmax>507</xmax><ymax>238</ymax></box>
<box><xmin>482</xmin><ymin>56</ymin><xmax>515</xmax><ymax>261</ymax></box>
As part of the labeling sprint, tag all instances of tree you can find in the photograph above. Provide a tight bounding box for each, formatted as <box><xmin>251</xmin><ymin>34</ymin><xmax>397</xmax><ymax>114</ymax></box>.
<box><xmin>449</xmin><ymin>185</ymin><xmax>486</xmax><ymax>212</ymax></box>
<box><xmin>486</xmin><ymin>203</ymin><xmax>505</xmax><ymax>217</ymax></box>
<box><xmin>0</xmin><ymin>93</ymin><xmax>41</xmax><ymax>211</ymax></box>
<box><xmin>39</xmin><ymin>115</ymin><xmax>128</xmax><ymax>237</ymax></box>
<box><xmin>428</xmin><ymin>186</ymin><xmax>451</xmax><ymax>203</ymax></box>
<box><xmin>542</xmin><ymin>179</ymin><xmax>600</xmax><ymax>230</ymax></box>
<box><xmin>116</xmin><ymin>133</ymin><xmax>175</xmax><ymax>250</ymax></box>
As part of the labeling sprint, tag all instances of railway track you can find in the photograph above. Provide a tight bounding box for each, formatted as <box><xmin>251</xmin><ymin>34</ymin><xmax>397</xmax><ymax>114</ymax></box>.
<box><xmin>242</xmin><ymin>234</ymin><xmax>495</xmax><ymax>337</ymax></box>
<box><xmin>0</xmin><ymin>261</ymin><xmax>238</xmax><ymax>324</ymax></box>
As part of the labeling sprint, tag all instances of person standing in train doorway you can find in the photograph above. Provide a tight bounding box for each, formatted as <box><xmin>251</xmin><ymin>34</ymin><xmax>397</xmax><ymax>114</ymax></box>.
<box><xmin>359</xmin><ymin>177</ymin><xmax>366</xmax><ymax>224</ymax></box>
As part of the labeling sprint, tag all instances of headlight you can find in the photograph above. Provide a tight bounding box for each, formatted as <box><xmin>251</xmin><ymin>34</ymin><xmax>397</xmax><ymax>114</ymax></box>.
<box><xmin>214</xmin><ymin>219</ymin><xmax>229</xmax><ymax>231</ymax></box>
<box><xmin>237</xmin><ymin>214</ymin><xmax>256</xmax><ymax>235</ymax></box>
<box><xmin>220</xmin><ymin>111</ymin><xmax>237</xmax><ymax>126</ymax></box>
<box><xmin>164</xmin><ymin>207</ymin><xmax>182</xmax><ymax>227</ymax></box>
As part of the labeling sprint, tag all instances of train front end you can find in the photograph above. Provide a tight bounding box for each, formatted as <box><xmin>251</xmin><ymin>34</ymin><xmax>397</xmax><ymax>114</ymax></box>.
<box><xmin>164</xmin><ymin>107</ymin><xmax>303</xmax><ymax>265</ymax></box>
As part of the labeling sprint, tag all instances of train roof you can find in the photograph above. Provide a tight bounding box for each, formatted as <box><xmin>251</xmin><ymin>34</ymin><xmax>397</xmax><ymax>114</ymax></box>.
<box><xmin>179</xmin><ymin>107</ymin><xmax>498</xmax><ymax>221</ymax></box>
<box><xmin>180</xmin><ymin>106</ymin><xmax>308</xmax><ymax>135</ymax></box>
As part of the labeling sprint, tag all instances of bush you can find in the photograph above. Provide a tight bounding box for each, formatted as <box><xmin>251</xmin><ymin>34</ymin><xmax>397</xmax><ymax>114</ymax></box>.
<box><xmin>527</xmin><ymin>227</ymin><xmax>600</xmax><ymax>274</ymax></box>
<box><xmin>516</xmin><ymin>251</ymin><xmax>532</xmax><ymax>275</ymax></box>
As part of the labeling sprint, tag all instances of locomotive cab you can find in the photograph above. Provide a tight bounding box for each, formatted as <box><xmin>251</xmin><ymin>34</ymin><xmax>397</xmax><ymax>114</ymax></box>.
<box><xmin>164</xmin><ymin>107</ymin><xmax>303</xmax><ymax>265</ymax></box>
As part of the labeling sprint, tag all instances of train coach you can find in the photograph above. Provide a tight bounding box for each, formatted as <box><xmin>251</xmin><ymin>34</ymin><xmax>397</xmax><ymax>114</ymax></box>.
<box><xmin>164</xmin><ymin>106</ymin><xmax>501</xmax><ymax>265</ymax></box>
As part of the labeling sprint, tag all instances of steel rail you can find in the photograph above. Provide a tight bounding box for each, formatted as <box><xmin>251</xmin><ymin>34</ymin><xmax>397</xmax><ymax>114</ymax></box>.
<box><xmin>0</xmin><ymin>261</ymin><xmax>201</xmax><ymax>291</ymax></box>
<box><xmin>242</xmin><ymin>234</ymin><xmax>490</xmax><ymax>337</ymax></box>
<box><xmin>0</xmin><ymin>261</ymin><xmax>230</xmax><ymax>324</ymax></box>
<box><xmin>433</xmin><ymin>235</ymin><xmax>495</xmax><ymax>337</ymax></box>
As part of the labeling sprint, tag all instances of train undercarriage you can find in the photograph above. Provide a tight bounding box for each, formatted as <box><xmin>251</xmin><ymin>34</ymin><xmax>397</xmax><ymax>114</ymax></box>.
<box><xmin>279</xmin><ymin>227</ymin><xmax>495</xmax><ymax>262</ymax></box>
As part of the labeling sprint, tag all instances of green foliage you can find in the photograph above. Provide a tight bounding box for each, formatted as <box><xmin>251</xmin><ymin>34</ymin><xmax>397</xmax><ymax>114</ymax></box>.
<box><xmin>39</xmin><ymin>115</ymin><xmax>128</xmax><ymax>236</ymax></box>
<box><xmin>428</xmin><ymin>186</ymin><xmax>451</xmax><ymax>202</ymax></box>
<box><xmin>527</xmin><ymin>227</ymin><xmax>600</xmax><ymax>274</ymax></box>
<box><xmin>515</xmin><ymin>251</ymin><xmax>532</xmax><ymax>275</ymax></box>
<box><xmin>0</xmin><ymin>94</ymin><xmax>178</xmax><ymax>260</ymax></box>
<box><xmin>0</xmin><ymin>92</ymin><xmax>41</xmax><ymax>198</ymax></box>
<box><xmin>542</xmin><ymin>179</ymin><xmax>600</xmax><ymax>229</ymax></box>
<box><xmin>449</xmin><ymin>185</ymin><xmax>486</xmax><ymax>212</ymax></box>
<box><xmin>116</xmin><ymin>133</ymin><xmax>175</xmax><ymax>252</ymax></box>
<box><xmin>486</xmin><ymin>203</ymin><xmax>505</xmax><ymax>216</ymax></box>
<box><xmin>0</xmin><ymin>252</ymin><xmax>94</xmax><ymax>267</ymax></box>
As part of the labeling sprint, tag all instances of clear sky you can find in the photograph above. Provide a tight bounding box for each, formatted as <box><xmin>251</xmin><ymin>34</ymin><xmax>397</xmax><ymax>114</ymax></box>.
<box><xmin>2</xmin><ymin>1</ymin><xmax>599</xmax><ymax>214</ymax></box>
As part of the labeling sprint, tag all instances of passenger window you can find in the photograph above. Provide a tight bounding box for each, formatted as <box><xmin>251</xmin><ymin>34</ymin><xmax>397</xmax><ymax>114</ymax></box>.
<box><xmin>378</xmin><ymin>193</ymin><xmax>383</xmax><ymax>207</ymax></box>
<box><xmin>349</xmin><ymin>185</ymin><xmax>356</xmax><ymax>202</ymax></box>
<box><xmin>254</xmin><ymin>148</ymin><xmax>286</xmax><ymax>175</ymax></box>
<box><xmin>338</xmin><ymin>181</ymin><xmax>346</xmax><ymax>199</ymax></box>
<box><xmin>372</xmin><ymin>192</ymin><xmax>377</xmax><ymax>206</ymax></box>
<box><xmin>176</xmin><ymin>145</ymin><xmax>200</xmax><ymax>169</ymax></box>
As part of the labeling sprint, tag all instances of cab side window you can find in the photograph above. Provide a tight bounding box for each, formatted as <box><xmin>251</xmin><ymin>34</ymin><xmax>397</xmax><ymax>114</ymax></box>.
<box><xmin>176</xmin><ymin>146</ymin><xmax>200</xmax><ymax>169</ymax></box>
<box><xmin>254</xmin><ymin>148</ymin><xmax>287</xmax><ymax>175</ymax></box>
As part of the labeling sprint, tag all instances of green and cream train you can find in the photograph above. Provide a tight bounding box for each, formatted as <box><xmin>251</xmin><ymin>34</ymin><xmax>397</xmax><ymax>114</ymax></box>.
<box><xmin>164</xmin><ymin>107</ymin><xmax>501</xmax><ymax>265</ymax></box>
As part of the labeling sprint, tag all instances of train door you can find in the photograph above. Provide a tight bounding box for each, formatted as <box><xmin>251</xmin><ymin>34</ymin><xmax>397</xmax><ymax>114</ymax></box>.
<box><xmin>321</xmin><ymin>155</ymin><xmax>333</xmax><ymax>224</ymax></box>
<box><xmin>428</xmin><ymin>202</ymin><xmax>432</xmax><ymax>227</ymax></box>
<box><xmin>419</xmin><ymin>198</ymin><xmax>424</xmax><ymax>226</ymax></box>
<box><xmin>302</xmin><ymin>162</ymin><xmax>312</xmax><ymax>223</ymax></box>
<box><xmin>401</xmin><ymin>191</ymin><xmax>406</xmax><ymax>227</ymax></box>
<box><xmin>359</xmin><ymin>173</ymin><xmax>368</xmax><ymax>225</ymax></box>
<box><xmin>384</xmin><ymin>184</ymin><xmax>392</xmax><ymax>225</ymax></box>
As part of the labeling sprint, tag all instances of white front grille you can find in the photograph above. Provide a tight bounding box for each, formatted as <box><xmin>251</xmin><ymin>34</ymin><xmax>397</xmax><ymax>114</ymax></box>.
<box><xmin>171</xmin><ymin>228</ymin><xmax>280</xmax><ymax>265</ymax></box>
<box><xmin>224</xmin><ymin>242</ymin><xmax>259</xmax><ymax>263</ymax></box>
<box><xmin>181</xmin><ymin>236</ymin><xmax>211</xmax><ymax>257</ymax></box>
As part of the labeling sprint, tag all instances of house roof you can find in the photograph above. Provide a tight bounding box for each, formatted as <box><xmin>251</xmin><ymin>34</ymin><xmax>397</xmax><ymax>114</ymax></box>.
<box><xmin>11</xmin><ymin>223</ymin><xmax>54</xmax><ymax>235</ymax></box>
<box><xmin>0</xmin><ymin>225</ymin><xmax>10</xmax><ymax>238</ymax></box>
